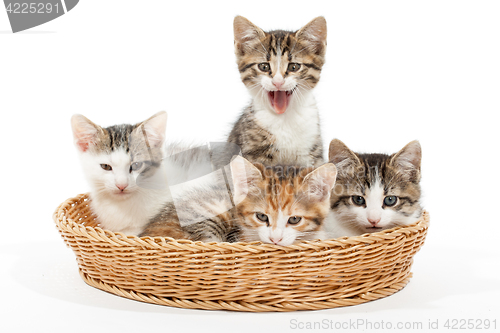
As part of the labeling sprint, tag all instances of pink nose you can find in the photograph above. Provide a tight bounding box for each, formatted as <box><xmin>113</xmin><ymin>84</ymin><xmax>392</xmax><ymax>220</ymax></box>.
<box><xmin>270</xmin><ymin>237</ymin><xmax>282</xmax><ymax>244</ymax></box>
<box><xmin>273</xmin><ymin>81</ymin><xmax>283</xmax><ymax>90</ymax></box>
<box><xmin>116</xmin><ymin>184</ymin><xmax>128</xmax><ymax>191</ymax></box>
<box><xmin>368</xmin><ymin>218</ymin><xmax>380</xmax><ymax>226</ymax></box>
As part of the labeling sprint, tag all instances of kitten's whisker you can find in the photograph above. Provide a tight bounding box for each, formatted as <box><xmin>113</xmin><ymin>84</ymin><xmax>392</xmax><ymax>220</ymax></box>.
<box><xmin>296</xmin><ymin>81</ymin><xmax>313</xmax><ymax>90</ymax></box>
<box><xmin>295</xmin><ymin>85</ymin><xmax>311</xmax><ymax>103</ymax></box>
<box><xmin>293</xmin><ymin>86</ymin><xmax>307</xmax><ymax>107</ymax></box>
<box><xmin>257</xmin><ymin>39</ymin><xmax>270</xmax><ymax>58</ymax></box>
<box><xmin>247</xmin><ymin>82</ymin><xmax>262</xmax><ymax>89</ymax></box>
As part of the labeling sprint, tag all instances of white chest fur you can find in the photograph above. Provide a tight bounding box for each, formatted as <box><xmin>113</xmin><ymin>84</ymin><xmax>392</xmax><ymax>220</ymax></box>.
<box><xmin>90</xmin><ymin>189</ymin><xmax>170</xmax><ymax>236</ymax></box>
<box><xmin>253</xmin><ymin>94</ymin><xmax>321</xmax><ymax>165</ymax></box>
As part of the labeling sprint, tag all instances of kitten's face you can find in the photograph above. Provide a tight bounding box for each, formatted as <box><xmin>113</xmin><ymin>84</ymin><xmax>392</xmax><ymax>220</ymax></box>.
<box><xmin>329</xmin><ymin>139</ymin><xmax>423</xmax><ymax>233</ymax></box>
<box><xmin>234</xmin><ymin>16</ymin><xmax>326</xmax><ymax>115</ymax></box>
<box><xmin>71</xmin><ymin>112</ymin><xmax>167</xmax><ymax>200</ymax></box>
<box><xmin>231</xmin><ymin>157</ymin><xmax>337</xmax><ymax>246</ymax></box>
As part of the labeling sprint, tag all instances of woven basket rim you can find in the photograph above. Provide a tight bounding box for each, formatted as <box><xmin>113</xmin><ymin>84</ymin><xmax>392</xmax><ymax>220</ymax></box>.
<box><xmin>54</xmin><ymin>193</ymin><xmax>430</xmax><ymax>252</ymax></box>
<box><xmin>53</xmin><ymin>193</ymin><xmax>430</xmax><ymax>312</ymax></box>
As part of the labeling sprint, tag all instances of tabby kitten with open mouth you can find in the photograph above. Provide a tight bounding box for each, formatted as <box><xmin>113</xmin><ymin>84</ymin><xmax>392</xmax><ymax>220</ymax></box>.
<box><xmin>228</xmin><ymin>16</ymin><xmax>327</xmax><ymax>167</ymax></box>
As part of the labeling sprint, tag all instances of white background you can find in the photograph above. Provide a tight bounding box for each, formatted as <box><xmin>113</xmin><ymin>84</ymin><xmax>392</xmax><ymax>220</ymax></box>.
<box><xmin>1</xmin><ymin>1</ymin><xmax>499</xmax><ymax>332</ymax></box>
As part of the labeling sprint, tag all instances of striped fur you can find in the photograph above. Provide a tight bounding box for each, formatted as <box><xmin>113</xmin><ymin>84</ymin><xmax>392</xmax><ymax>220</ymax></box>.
<box><xmin>140</xmin><ymin>156</ymin><xmax>337</xmax><ymax>246</ymax></box>
<box><xmin>228</xmin><ymin>16</ymin><xmax>327</xmax><ymax>167</ymax></box>
<box><xmin>140</xmin><ymin>180</ymin><xmax>236</xmax><ymax>241</ymax></box>
<box><xmin>325</xmin><ymin>139</ymin><xmax>423</xmax><ymax>238</ymax></box>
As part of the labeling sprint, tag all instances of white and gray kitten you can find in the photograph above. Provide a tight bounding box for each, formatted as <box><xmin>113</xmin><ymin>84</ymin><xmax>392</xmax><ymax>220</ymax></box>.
<box><xmin>71</xmin><ymin>112</ymin><xmax>173</xmax><ymax>235</ymax></box>
<box><xmin>325</xmin><ymin>139</ymin><xmax>423</xmax><ymax>238</ymax></box>
<box><xmin>71</xmin><ymin>112</ymin><xmax>241</xmax><ymax>236</ymax></box>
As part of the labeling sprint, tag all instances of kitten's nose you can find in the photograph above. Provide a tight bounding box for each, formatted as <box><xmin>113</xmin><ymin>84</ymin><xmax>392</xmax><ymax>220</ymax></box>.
<box><xmin>270</xmin><ymin>237</ymin><xmax>282</xmax><ymax>244</ymax></box>
<box><xmin>273</xmin><ymin>81</ymin><xmax>283</xmax><ymax>90</ymax></box>
<box><xmin>272</xmin><ymin>75</ymin><xmax>284</xmax><ymax>90</ymax></box>
<box><xmin>116</xmin><ymin>184</ymin><xmax>128</xmax><ymax>191</ymax></box>
<box><xmin>368</xmin><ymin>218</ymin><xmax>380</xmax><ymax>226</ymax></box>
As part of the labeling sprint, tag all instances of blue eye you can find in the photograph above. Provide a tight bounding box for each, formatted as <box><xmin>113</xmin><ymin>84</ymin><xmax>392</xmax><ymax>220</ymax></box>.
<box><xmin>352</xmin><ymin>196</ymin><xmax>365</xmax><ymax>206</ymax></box>
<box><xmin>384</xmin><ymin>196</ymin><xmax>398</xmax><ymax>206</ymax></box>
<box><xmin>130</xmin><ymin>162</ymin><xmax>143</xmax><ymax>172</ymax></box>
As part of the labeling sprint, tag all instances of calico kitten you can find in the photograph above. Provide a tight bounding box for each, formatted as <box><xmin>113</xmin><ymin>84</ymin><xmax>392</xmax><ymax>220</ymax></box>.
<box><xmin>325</xmin><ymin>139</ymin><xmax>423</xmax><ymax>238</ymax></box>
<box><xmin>231</xmin><ymin>157</ymin><xmax>337</xmax><ymax>245</ymax></box>
<box><xmin>140</xmin><ymin>156</ymin><xmax>337</xmax><ymax>246</ymax></box>
<box><xmin>228</xmin><ymin>16</ymin><xmax>327</xmax><ymax>167</ymax></box>
<box><xmin>71</xmin><ymin>112</ymin><xmax>172</xmax><ymax>236</ymax></box>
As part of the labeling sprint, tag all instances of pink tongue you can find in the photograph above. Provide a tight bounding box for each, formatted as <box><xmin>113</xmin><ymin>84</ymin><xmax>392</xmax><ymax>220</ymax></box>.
<box><xmin>273</xmin><ymin>91</ymin><xmax>288</xmax><ymax>114</ymax></box>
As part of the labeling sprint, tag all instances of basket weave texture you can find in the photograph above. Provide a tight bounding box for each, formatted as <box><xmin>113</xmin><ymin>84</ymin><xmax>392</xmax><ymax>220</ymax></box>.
<box><xmin>54</xmin><ymin>193</ymin><xmax>429</xmax><ymax>312</ymax></box>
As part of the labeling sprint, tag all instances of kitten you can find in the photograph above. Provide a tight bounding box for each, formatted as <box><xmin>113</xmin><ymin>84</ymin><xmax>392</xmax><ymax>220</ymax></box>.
<box><xmin>71</xmin><ymin>112</ymin><xmax>172</xmax><ymax>236</ymax></box>
<box><xmin>140</xmin><ymin>156</ymin><xmax>337</xmax><ymax>246</ymax></box>
<box><xmin>325</xmin><ymin>139</ymin><xmax>423</xmax><ymax>238</ymax></box>
<box><xmin>231</xmin><ymin>157</ymin><xmax>337</xmax><ymax>245</ymax></box>
<box><xmin>228</xmin><ymin>16</ymin><xmax>327</xmax><ymax>167</ymax></box>
<box><xmin>139</xmin><ymin>179</ymin><xmax>237</xmax><ymax>242</ymax></box>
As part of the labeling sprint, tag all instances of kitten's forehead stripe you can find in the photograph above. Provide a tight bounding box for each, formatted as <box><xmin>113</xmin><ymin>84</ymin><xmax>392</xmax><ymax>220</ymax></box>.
<box><xmin>108</xmin><ymin>128</ymin><xmax>114</xmax><ymax>151</ymax></box>
<box><xmin>101</xmin><ymin>124</ymin><xmax>135</xmax><ymax>153</ymax></box>
<box><xmin>89</xmin><ymin>122</ymin><xmax>164</xmax><ymax>171</ymax></box>
<box><xmin>261</xmin><ymin>165</ymin><xmax>314</xmax><ymax>211</ymax></box>
<box><xmin>235</xmin><ymin>24</ymin><xmax>325</xmax><ymax>89</ymax></box>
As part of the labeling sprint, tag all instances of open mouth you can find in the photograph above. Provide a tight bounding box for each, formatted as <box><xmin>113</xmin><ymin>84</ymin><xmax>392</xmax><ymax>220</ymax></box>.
<box><xmin>366</xmin><ymin>226</ymin><xmax>382</xmax><ymax>230</ymax></box>
<box><xmin>268</xmin><ymin>90</ymin><xmax>293</xmax><ymax>114</ymax></box>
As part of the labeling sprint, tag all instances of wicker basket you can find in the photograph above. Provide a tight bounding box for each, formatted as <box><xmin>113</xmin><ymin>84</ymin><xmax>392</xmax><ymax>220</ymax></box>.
<box><xmin>53</xmin><ymin>193</ymin><xmax>429</xmax><ymax>312</ymax></box>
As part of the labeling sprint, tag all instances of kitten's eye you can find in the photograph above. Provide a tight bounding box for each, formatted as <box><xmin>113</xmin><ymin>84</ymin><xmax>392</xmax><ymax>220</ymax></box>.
<box><xmin>255</xmin><ymin>213</ymin><xmax>269</xmax><ymax>223</ymax></box>
<box><xmin>384</xmin><ymin>196</ymin><xmax>398</xmax><ymax>206</ymax></box>
<box><xmin>352</xmin><ymin>195</ymin><xmax>365</xmax><ymax>206</ymax></box>
<box><xmin>100</xmin><ymin>164</ymin><xmax>112</xmax><ymax>171</ymax></box>
<box><xmin>130</xmin><ymin>162</ymin><xmax>143</xmax><ymax>172</ymax></box>
<box><xmin>287</xmin><ymin>216</ymin><xmax>302</xmax><ymax>225</ymax></box>
<box><xmin>287</xmin><ymin>63</ymin><xmax>301</xmax><ymax>72</ymax></box>
<box><xmin>258</xmin><ymin>63</ymin><xmax>270</xmax><ymax>72</ymax></box>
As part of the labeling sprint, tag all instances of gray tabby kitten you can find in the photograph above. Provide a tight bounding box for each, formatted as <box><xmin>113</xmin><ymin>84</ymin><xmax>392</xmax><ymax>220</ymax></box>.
<box><xmin>228</xmin><ymin>16</ymin><xmax>327</xmax><ymax>167</ymax></box>
<box><xmin>325</xmin><ymin>139</ymin><xmax>423</xmax><ymax>238</ymax></box>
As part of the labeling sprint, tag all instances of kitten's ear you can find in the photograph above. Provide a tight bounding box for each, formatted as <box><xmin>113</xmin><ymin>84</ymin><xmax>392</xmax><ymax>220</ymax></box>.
<box><xmin>230</xmin><ymin>155</ymin><xmax>264</xmax><ymax>204</ymax></box>
<box><xmin>135</xmin><ymin>111</ymin><xmax>167</xmax><ymax>148</ymax></box>
<box><xmin>328</xmin><ymin>139</ymin><xmax>361</xmax><ymax>173</ymax></box>
<box><xmin>296</xmin><ymin>16</ymin><xmax>327</xmax><ymax>55</ymax></box>
<box><xmin>390</xmin><ymin>140</ymin><xmax>422</xmax><ymax>181</ymax></box>
<box><xmin>234</xmin><ymin>16</ymin><xmax>265</xmax><ymax>53</ymax></box>
<box><xmin>71</xmin><ymin>114</ymin><xmax>100</xmax><ymax>153</ymax></box>
<box><xmin>302</xmin><ymin>163</ymin><xmax>337</xmax><ymax>202</ymax></box>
